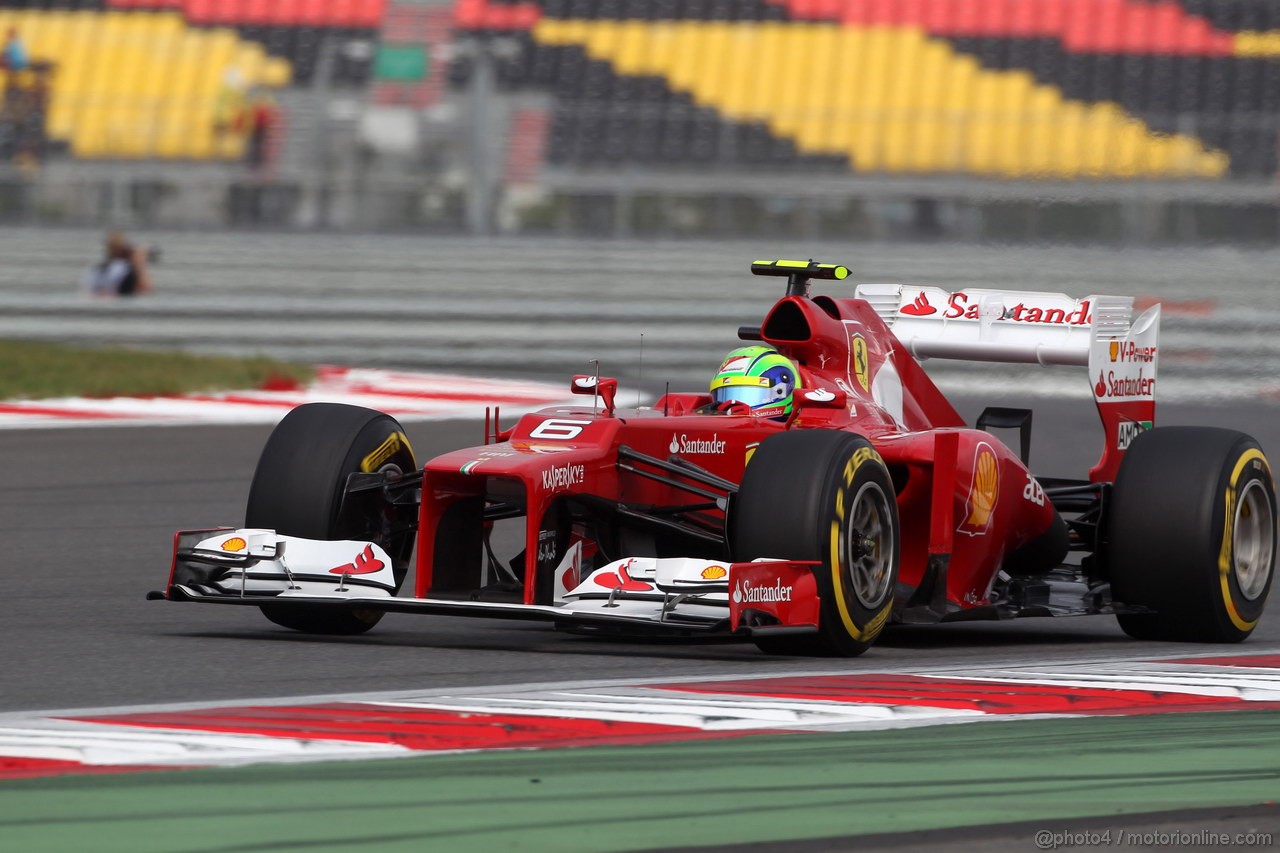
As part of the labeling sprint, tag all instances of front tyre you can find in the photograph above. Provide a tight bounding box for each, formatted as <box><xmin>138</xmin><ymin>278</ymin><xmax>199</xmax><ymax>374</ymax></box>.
<box><xmin>246</xmin><ymin>403</ymin><xmax>417</xmax><ymax>635</ymax></box>
<box><xmin>1109</xmin><ymin>427</ymin><xmax>1275</xmax><ymax>643</ymax></box>
<box><xmin>731</xmin><ymin>431</ymin><xmax>899</xmax><ymax>656</ymax></box>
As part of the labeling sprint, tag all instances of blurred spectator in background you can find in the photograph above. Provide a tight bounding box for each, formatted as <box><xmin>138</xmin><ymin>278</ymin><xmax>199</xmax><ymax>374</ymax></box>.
<box><xmin>214</xmin><ymin>67</ymin><xmax>245</xmax><ymax>142</ymax></box>
<box><xmin>244</xmin><ymin>91</ymin><xmax>278</xmax><ymax>170</ymax></box>
<box><xmin>0</xmin><ymin>27</ymin><xmax>50</xmax><ymax>166</ymax></box>
<box><xmin>84</xmin><ymin>232</ymin><xmax>153</xmax><ymax>298</ymax></box>
<box><xmin>1</xmin><ymin>28</ymin><xmax>28</xmax><ymax>75</ymax></box>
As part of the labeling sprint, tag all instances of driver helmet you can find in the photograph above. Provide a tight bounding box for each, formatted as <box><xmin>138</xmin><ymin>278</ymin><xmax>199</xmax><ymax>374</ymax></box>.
<box><xmin>710</xmin><ymin>346</ymin><xmax>800</xmax><ymax>420</ymax></box>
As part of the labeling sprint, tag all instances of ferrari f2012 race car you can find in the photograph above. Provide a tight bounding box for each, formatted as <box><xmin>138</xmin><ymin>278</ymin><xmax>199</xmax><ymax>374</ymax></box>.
<box><xmin>151</xmin><ymin>260</ymin><xmax>1276</xmax><ymax>656</ymax></box>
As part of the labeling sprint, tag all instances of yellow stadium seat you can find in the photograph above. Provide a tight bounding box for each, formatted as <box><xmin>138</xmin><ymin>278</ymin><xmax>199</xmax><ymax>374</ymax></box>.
<box><xmin>611</xmin><ymin>21</ymin><xmax>645</xmax><ymax>77</ymax></box>
<box><xmin>696</xmin><ymin>24</ymin><xmax>734</xmax><ymax>109</ymax></box>
<box><xmin>524</xmin><ymin>18</ymin><xmax>1232</xmax><ymax>180</ymax></box>
<box><xmin>583</xmin><ymin>20</ymin><xmax>618</xmax><ymax>60</ymax></box>
<box><xmin>721</xmin><ymin>24</ymin><xmax>754</xmax><ymax>118</ymax></box>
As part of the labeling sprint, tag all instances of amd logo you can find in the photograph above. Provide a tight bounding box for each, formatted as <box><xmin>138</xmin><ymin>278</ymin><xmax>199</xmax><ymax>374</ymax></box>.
<box><xmin>1117</xmin><ymin>420</ymin><xmax>1153</xmax><ymax>450</ymax></box>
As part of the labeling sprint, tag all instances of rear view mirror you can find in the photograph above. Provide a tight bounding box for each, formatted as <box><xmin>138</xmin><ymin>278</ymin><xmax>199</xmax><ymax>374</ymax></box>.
<box><xmin>571</xmin><ymin>374</ymin><xmax>619</xmax><ymax>414</ymax></box>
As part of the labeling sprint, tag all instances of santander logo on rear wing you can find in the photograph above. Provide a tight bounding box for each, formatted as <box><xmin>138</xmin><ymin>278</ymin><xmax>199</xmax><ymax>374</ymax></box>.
<box><xmin>857</xmin><ymin>284</ymin><xmax>1159</xmax><ymax>482</ymax></box>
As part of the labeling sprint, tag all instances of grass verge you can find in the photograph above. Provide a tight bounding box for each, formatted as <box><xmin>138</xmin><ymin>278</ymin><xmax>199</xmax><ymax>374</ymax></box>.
<box><xmin>0</xmin><ymin>340</ymin><xmax>314</xmax><ymax>401</ymax></box>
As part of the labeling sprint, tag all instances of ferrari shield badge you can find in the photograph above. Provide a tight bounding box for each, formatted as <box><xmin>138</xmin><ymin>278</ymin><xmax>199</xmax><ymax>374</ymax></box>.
<box><xmin>851</xmin><ymin>334</ymin><xmax>870</xmax><ymax>392</ymax></box>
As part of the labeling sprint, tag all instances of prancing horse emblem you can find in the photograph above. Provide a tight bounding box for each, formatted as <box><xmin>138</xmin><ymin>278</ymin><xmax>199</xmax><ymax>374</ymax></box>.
<box><xmin>851</xmin><ymin>335</ymin><xmax>870</xmax><ymax>392</ymax></box>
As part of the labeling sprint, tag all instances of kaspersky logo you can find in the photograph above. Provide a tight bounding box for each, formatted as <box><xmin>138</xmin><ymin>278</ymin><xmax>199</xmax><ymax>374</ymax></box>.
<box><xmin>669</xmin><ymin>433</ymin><xmax>727</xmax><ymax>455</ymax></box>
<box><xmin>541</xmin><ymin>463</ymin><xmax>585</xmax><ymax>491</ymax></box>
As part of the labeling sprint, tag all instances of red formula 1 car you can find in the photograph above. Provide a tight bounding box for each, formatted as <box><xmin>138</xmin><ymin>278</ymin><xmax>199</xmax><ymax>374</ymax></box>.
<box><xmin>153</xmin><ymin>260</ymin><xmax>1276</xmax><ymax>656</ymax></box>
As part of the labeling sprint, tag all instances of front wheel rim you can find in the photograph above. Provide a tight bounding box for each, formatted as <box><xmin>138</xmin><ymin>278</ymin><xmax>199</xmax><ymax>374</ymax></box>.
<box><xmin>1234</xmin><ymin>478</ymin><xmax>1274</xmax><ymax>602</ymax></box>
<box><xmin>846</xmin><ymin>480</ymin><xmax>894</xmax><ymax>609</ymax></box>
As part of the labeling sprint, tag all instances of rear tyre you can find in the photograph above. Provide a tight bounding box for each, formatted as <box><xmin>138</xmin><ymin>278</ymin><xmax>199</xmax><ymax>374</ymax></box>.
<box><xmin>246</xmin><ymin>403</ymin><xmax>417</xmax><ymax>635</ymax></box>
<box><xmin>1109</xmin><ymin>427</ymin><xmax>1275</xmax><ymax>643</ymax></box>
<box><xmin>731</xmin><ymin>431</ymin><xmax>898</xmax><ymax>656</ymax></box>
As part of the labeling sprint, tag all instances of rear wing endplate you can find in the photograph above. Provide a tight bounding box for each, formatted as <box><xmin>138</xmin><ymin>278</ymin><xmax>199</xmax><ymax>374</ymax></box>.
<box><xmin>856</xmin><ymin>284</ymin><xmax>1159</xmax><ymax>482</ymax></box>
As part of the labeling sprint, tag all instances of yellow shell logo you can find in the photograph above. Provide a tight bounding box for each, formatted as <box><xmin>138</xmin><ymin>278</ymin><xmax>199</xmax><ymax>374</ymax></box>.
<box><xmin>701</xmin><ymin>565</ymin><xmax>727</xmax><ymax>580</ymax></box>
<box><xmin>221</xmin><ymin>537</ymin><xmax>247</xmax><ymax>552</ymax></box>
<box><xmin>959</xmin><ymin>443</ymin><xmax>1000</xmax><ymax>536</ymax></box>
<box><xmin>1109</xmin><ymin>341</ymin><xmax>1120</xmax><ymax>362</ymax></box>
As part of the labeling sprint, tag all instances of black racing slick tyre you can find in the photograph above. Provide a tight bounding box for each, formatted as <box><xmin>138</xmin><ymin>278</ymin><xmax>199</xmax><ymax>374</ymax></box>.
<box><xmin>1109</xmin><ymin>427</ymin><xmax>1276</xmax><ymax>643</ymax></box>
<box><xmin>246</xmin><ymin>403</ymin><xmax>417</xmax><ymax>635</ymax></box>
<box><xmin>731</xmin><ymin>431</ymin><xmax>899</xmax><ymax>657</ymax></box>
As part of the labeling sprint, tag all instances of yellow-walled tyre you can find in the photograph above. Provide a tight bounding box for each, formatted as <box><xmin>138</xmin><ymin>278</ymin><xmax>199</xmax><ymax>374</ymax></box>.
<box><xmin>1110</xmin><ymin>427</ymin><xmax>1275</xmax><ymax>643</ymax></box>
<box><xmin>731</xmin><ymin>431</ymin><xmax>898</xmax><ymax>656</ymax></box>
<box><xmin>246</xmin><ymin>403</ymin><xmax>417</xmax><ymax>635</ymax></box>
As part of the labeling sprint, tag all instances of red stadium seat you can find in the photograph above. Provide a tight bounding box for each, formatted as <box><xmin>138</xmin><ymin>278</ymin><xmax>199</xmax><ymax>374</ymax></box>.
<box><xmin>867</xmin><ymin>0</ymin><xmax>894</xmax><ymax>27</ymax></box>
<box><xmin>1150</xmin><ymin>2</ymin><xmax>1181</xmax><ymax>55</ymax></box>
<box><xmin>263</xmin><ymin>0</ymin><xmax>300</xmax><ymax>26</ymax></box>
<box><xmin>1039</xmin><ymin>0</ymin><xmax>1069</xmax><ymax>38</ymax></box>
<box><xmin>185</xmin><ymin>0</ymin><xmax>216</xmax><ymax>25</ymax></box>
<box><xmin>509</xmin><ymin>3</ymin><xmax>540</xmax><ymax>31</ymax></box>
<box><xmin>244</xmin><ymin>0</ymin><xmax>273</xmax><ymax>26</ymax></box>
<box><xmin>921</xmin><ymin>0</ymin><xmax>957</xmax><ymax>34</ymax></box>
<box><xmin>357</xmin><ymin>0</ymin><xmax>387</xmax><ymax>29</ymax></box>
<box><xmin>455</xmin><ymin>0</ymin><xmax>484</xmax><ymax>29</ymax></box>
<box><xmin>1094</xmin><ymin>0</ymin><xmax>1123</xmax><ymax>53</ymax></box>
<box><xmin>1061</xmin><ymin>0</ymin><xmax>1093</xmax><ymax>52</ymax></box>
<box><xmin>330</xmin><ymin>0</ymin><xmax>357</xmax><ymax>27</ymax></box>
<box><xmin>298</xmin><ymin>0</ymin><xmax>327</xmax><ymax>27</ymax></box>
<box><xmin>954</xmin><ymin>0</ymin><xmax>980</xmax><ymax>37</ymax></box>
<box><xmin>976</xmin><ymin>0</ymin><xmax>1012</xmax><ymax>37</ymax></box>
<box><xmin>895</xmin><ymin>0</ymin><xmax>925</xmax><ymax>29</ymax></box>
<box><xmin>789</xmin><ymin>0</ymin><xmax>821</xmax><ymax>19</ymax></box>
<box><xmin>814</xmin><ymin>0</ymin><xmax>843</xmax><ymax>21</ymax></box>
<box><xmin>1122</xmin><ymin>3</ymin><xmax>1153</xmax><ymax>55</ymax></box>
<box><xmin>1178</xmin><ymin>15</ymin><xmax>1210</xmax><ymax>56</ymax></box>
<box><xmin>1008</xmin><ymin>0</ymin><xmax>1038</xmax><ymax>38</ymax></box>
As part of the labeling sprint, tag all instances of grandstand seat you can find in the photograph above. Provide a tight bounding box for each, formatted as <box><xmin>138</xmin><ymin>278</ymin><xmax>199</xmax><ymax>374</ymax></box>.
<box><xmin>0</xmin><ymin>3</ymin><xmax>310</xmax><ymax>160</ymax></box>
<box><xmin>440</xmin><ymin>0</ymin><xmax>1270</xmax><ymax>180</ymax></box>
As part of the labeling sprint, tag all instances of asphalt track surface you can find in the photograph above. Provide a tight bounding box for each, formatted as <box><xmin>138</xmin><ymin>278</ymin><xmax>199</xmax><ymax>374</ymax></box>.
<box><xmin>4</xmin><ymin>394</ymin><xmax>1280</xmax><ymax>715</ymax></box>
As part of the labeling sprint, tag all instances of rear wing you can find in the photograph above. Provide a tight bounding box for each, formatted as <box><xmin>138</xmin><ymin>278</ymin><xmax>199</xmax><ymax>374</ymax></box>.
<box><xmin>856</xmin><ymin>284</ymin><xmax>1159</xmax><ymax>482</ymax></box>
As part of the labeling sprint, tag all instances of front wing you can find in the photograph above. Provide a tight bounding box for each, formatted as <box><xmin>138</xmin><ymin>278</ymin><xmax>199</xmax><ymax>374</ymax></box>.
<box><xmin>152</xmin><ymin>529</ymin><xmax>823</xmax><ymax>638</ymax></box>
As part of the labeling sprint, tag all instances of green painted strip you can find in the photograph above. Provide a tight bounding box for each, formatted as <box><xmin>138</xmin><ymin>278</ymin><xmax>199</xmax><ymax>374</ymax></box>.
<box><xmin>374</xmin><ymin>44</ymin><xmax>428</xmax><ymax>82</ymax></box>
<box><xmin>3</xmin><ymin>710</ymin><xmax>1279</xmax><ymax>852</ymax></box>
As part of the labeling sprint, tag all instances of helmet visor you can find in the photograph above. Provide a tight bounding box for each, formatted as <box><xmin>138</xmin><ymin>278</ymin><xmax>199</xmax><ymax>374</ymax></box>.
<box><xmin>711</xmin><ymin>383</ymin><xmax>782</xmax><ymax>409</ymax></box>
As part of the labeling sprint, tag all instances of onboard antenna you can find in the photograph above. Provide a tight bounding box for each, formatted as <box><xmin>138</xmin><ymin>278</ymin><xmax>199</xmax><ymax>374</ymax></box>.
<box><xmin>636</xmin><ymin>333</ymin><xmax>644</xmax><ymax>409</ymax></box>
<box><xmin>663</xmin><ymin>382</ymin><xmax>669</xmax><ymax>416</ymax></box>
<box><xmin>589</xmin><ymin>358</ymin><xmax>600</xmax><ymax>411</ymax></box>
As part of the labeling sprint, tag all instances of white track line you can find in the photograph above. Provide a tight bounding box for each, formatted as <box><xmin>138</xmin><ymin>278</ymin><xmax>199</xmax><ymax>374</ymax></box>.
<box><xmin>0</xmin><ymin>366</ymin><xmax>577</xmax><ymax>429</ymax></box>
<box><xmin>2</xmin><ymin>650</ymin><xmax>1277</xmax><ymax>774</ymax></box>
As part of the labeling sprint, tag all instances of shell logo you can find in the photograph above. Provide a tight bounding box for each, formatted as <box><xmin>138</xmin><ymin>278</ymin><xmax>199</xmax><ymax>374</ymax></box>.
<box><xmin>701</xmin><ymin>565</ymin><xmax>727</xmax><ymax>580</ymax></box>
<box><xmin>221</xmin><ymin>537</ymin><xmax>248</xmax><ymax>552</ymax></box>
<box><xmin>1109</xmin><ymin>341</ymin><xmax>1120</xmax><ymax>362</ymax></box>
<box><xmin>958</xmin><ymin>442</ymin><xmax>1000</xmax><ymax>537</ymax></box>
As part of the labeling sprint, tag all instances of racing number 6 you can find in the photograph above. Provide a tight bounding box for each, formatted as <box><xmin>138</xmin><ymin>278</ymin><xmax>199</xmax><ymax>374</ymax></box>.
<box><xmin>529</xmin><ymin>418</ymin><xmax>593</xmax><ymax>440</ymax></box>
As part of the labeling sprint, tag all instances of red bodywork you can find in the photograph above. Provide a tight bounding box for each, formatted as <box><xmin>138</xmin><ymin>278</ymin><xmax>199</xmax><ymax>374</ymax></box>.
<box><xmin>416</xmin><ymin>293</ymin><xmax>1063</xmax><ymax>618</ymax></box>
